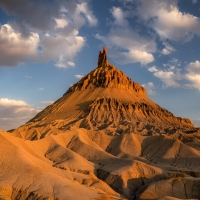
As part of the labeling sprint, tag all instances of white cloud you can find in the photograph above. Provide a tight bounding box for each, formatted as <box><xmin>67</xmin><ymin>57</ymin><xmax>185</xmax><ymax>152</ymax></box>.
<box><xmin>0</xmin><ymin>1</ymin><xmax>96</xmax><ymax>68</ymax></box>
<box><xmin>114</xmin><ymin>50</ymin><xmax>154</xmax><ymax>65</ymax></box>
<box><xmin>148</xmin><ymin>66</ymin><xmax>158</xmax><ymax>72</ymax></box>
<box><xmin>76</xmin><ymin>2</ymin><xmax>98</xmax><ymax>27</ymax></box>
<box><xmin>192</xmin><ymin>0</ymin><xmax>198</xmax><ymax>4</ymax></box>
<box><xmin>0</xmin><ymin>24</ymin><xmax>39</xmax><ymax>66</ymax></box>
<box><xmin>0</xmin><ymin>98</ymin><xmax>39</xmax><ymax>131</ymax></box>
<box><xmin>148</xmin><ymin>62</ymin><xmax>181</xmax><ymax>88</ymax></box>
<box><xmin>186</xmin><ymin>60</ymin><xmax>200</xmax><ymax>74</ymax></box>
<box><xmin>67</xmin><ymin>61</ymin><xmax>75</xmax><ymax>67</ymax></box>
<box><xmin>136</xmin><ymin>0</ymin><xmax>200</xmax><ymax>42</ymax></box>
<box><xmin>99</xmin><ymin>29</ymin><xmax>156</xmax><ymax>53</ymax></box>
<box><xmin>111</xmin><ymin>7</ymin><xmax>129</xmax><ymax>27</ymax></box>
<box><xmin>96</xmin><ymin>28</ymin><xmax>156</xmax><ymax>65</ymax></box>
<box><xmin>153</xmin><ymin>70</ymin><xmax>180</xmax><ymax>88</ymax></box>
<box><xmin>142</xmin><ymin>82</ymin><xmax>156</xmax><ymax>95</ymax></box>
<box><xmin>54</xmin><ymin>18</ymin><xmax>68</xmax><ymax>28</ymax></box>
<box><xmin>0</xmin><ymin>99</ymin><xmax>27</xmax><ymax>107</ymax></box>
<box><xmin>38</xmin><ymin>33</ymin><xmax>85</xmax><ymax>68</ymax></box>
<box><xmin>0</xmin><ymin>23</ymin><xmax>85</xmax><ymax>68</ymax></box>
<box><xmin>148</xmin><ymin>60</ymin><xmax>200</xmax><ymax>90</ymax></box>
<box><xmin>74</xmin><ymin>74</ymin><xmax>84</xmax><ymax>79</ymax></box>
<box><xmin>95</xmin><ymin>4</ymin><xmax>157</xmax><ymax>65</ymax></box>
<box><xmin>161</xmin><ymin>42</ymin><xmax>176</xmax><ymax>55</ymax></box>
<box><xmin>38</xmin><ymin>88</ymin><xmax>44</xmax><ymax>91</ymax></box>
<box><xmin>185</xmin><ymin>61</ymin><xmax>200</xmax><ymax>90</ymax></box>
<box><xmin>185</xmin><ymin>74</ymin><xmax>200</xmax><ymax>90</ymax></box>
<box><xmin>162</xmin><ymin>48</ymin><xmax>170</xmax><ymax>55</ymax></box>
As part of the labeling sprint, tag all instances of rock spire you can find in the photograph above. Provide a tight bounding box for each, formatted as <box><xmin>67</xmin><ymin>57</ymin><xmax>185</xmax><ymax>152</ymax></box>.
<box><xmin>98</xmin><ymin>47</ymin><xmax>108</xmax><ymax>68</ymax></box>
<box><xmin>66</xmin><ymin>47</ymin><xmax>146</xmax><ymax>94</ymax></box>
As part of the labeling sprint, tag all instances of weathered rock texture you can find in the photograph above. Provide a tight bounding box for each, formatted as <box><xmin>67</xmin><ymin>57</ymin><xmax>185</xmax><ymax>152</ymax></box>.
<box><xmin>2</xmin><ymin>128</ymin><xmax>200</xmax><ymax>200</ymax></box>
<box><xmin>66</xmin><ymin>53</ymin><xmax>146</xmax><ymax>94</ymax></box>
<box><xmin>3</xmin><ymin>48</ymin><xmax>200</xmax><ymax>200</ymax></box>
<box><xmin>11</xmin><ymin>48</ymin><xmax>196</xmax><ymax>140</ymax></box>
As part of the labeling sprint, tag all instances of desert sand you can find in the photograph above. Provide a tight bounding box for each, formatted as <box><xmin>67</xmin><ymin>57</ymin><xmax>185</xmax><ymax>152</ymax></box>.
<box><xmin>1</xmin><ymin>48</ymin><xmax>200</xmax><ymax>200</ymax></box>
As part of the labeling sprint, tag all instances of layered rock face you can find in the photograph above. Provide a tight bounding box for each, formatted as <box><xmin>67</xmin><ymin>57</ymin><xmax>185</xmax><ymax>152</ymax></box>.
<box><xmin>12</xmin><ymin>48</ymin><xmax>196</xmax><ymax>140</ymax></box>
<box><xmin>83</xmin><ymin>97</ymin><xmax>194</xmax><ymax>135</ymax></box>
<box><xmin>66</xmin><ymin>48</ymin><xmax>146</xmax><ymax>94</ymax></box>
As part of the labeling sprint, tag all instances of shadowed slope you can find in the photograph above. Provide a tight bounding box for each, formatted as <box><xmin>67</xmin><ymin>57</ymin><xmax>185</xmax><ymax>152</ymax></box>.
<box><xmin>0</xmin><ymin>130</ymin><xmax>126</xmax><ymax>200</ymax></box>
<box><xmin>2</xmin><ymin>128</ymin><xmax>200</xmax><ymax>199</ymax></box>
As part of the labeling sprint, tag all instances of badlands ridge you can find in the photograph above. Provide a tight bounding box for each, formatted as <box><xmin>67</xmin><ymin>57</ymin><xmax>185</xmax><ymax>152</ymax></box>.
<box><xmin>0</xmin><ymin>48</ymin><xmax>200</xmax><ymax>200</ymax></box>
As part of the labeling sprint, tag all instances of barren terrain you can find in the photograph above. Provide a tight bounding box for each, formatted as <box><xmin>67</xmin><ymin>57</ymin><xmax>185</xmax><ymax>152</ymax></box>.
<box><xmin>1</xmin><ymin>49</ymin><xmax>200</xmax><ymax>200</ymax></box>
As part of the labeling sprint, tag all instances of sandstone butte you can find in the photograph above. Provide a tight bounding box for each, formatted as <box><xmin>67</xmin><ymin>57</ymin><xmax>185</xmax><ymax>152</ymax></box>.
<box><xmin>12</xmin><ymin>48</ymin><xmax>196</xmax><ymax>140</ymax></box>
<box><xmin>0</xmin><ymin>48</ymin><xmax>199</xmax><ymax>200</ymax></box>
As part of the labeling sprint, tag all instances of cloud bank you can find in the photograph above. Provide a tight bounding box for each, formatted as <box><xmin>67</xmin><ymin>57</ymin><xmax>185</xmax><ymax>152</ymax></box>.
<box><xmin>148</xmin><ymin>60</ymin><xmax>200</xmax><ymax>90</ymax></box>
<box><xmin>0</xmin><ymin>98</ymin><xmax>39</xmax><ymax>131</ymax></box>
<box><xmin>95</xmin><ymin>6</ymin><xmax>156</xmax><ymax>65</ymax></box>
<box><xmin>0</xmin><ymin>0</ymin><xmax>97</xmax><ymax>68</ymax></box>
<box><xmin>136</xmin><ymin>0</ymin><xmax>200</xmax><ymax>42</ymax></box>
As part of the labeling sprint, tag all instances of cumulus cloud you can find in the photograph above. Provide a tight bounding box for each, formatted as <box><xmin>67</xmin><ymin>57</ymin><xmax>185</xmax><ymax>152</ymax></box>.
<box><xmin>0</xmin><ymin>24</ymin><xmax>39</xmax><ymax>66</ymax></box>
<box><xmin>142</xmin><ymin>82</ymin><xmax>156</xmax><ymax>95</ymax></box>
<box><xmin>148</xmin><ymin>66</ymin><xmax>158</xmax><ymax>72</ymax></box>
<box><xmin>54</xmin><ymin>18</ymin><xmax>68</xmax><ymax>28</ymax></box>
<box><xmin>185</xmin><ymin>61</ymin><xmax>200</xmax><ymax>90</ymax></box>
<box><xmin>111</xmin><ymin>7</ymin><xmax>129</xmax><ymax>27</ymax></box>
<box><xmin>74</xmin><ymin>74</ymin><xmax>84</xmax><ymax>79</ymax></box>
<box><xmin>0</xmin><ymin>0</ymin><xmax>97</xmax><ymax>68</ymax></box>
<box><xmin>136</xmin><ymin>0</ymin><xmax>200</xmax><ymax>42</ymax></box>
<box><xmin>96</xmin><ymin>28</ymin><xmax>156</xmax><ymax>65</ymax></box>
<box><xmin>185</xmin><ymin>74</ymin><xmax>200</xmax><ymax>90</ymax></box>
<box><xmin>161</xmin><ymin>42</ymin><xmax>176</xmax><ymax>55</ymax></box>
<box><xmin>114</xmin><ymin>50</ymin><xmax>154</xmax><ymax>65</ymax></box>
<box><xmin>148</xmin><ymin>60</ymin><xmax>200</xmax><ymax>90</ymax></box>
<box><xmin>37</xmin><ymin>32</ymin><xmax>85</xmax><ymax>68</ymax></box>
<box><xmin>186</xmin><ymin>60</ymin><xmax>200</xmax><ymax>74</ymax></box>
<box><xmin>148</xmin><ymin>59</ymin><xmax>182</xmax><ymax>88</ymax></box>
<box><xmin>67</xmin><ymin>61</ymin><xmax>75</xmax><ymax>67</ymax></box>
<box><xmin>94</xmin><ymin>4</ymin><xmax>157</xmax><ymax>65</ymax></box>
<box><xmin>0</xmin><ymin>98</ymin><xmax>39</xmax><ymax>130</ymax></box>
<box><xmin>0</xmin><ymin>0</ymin><xmax>59</xmax><ymax>32</ymax></box>
<box><xmin>153</xmin><ymin>70</ymin><xmax>181</xmax><ymax>88</ymax></box>
<box><xmin>76</xmin><ymin>2</ymin><xmax>98</xmax><ymax>26</ymax></box>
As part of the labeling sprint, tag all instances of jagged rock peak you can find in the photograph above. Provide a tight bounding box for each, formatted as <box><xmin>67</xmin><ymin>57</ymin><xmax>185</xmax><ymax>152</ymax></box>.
<box><xmin>66</xmin><ymin>48</ymin><xmax>146</xmax><ymax>95</ymax></box>
<box><xmin>98</xmin><ymin>47</ymin><xmax>108</xmax><ymax>68</ymax></box>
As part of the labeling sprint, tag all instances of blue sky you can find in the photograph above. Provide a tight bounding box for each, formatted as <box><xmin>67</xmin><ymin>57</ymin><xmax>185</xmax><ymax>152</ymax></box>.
<box><xmin>0</xmin><ymin>0</ymin><xmax>200</xmax><ymax>130</ymax></box>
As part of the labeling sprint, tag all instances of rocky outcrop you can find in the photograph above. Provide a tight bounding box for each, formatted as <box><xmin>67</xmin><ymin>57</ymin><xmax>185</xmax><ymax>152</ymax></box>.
<box><xmin>11</xmin><ymin>47</ymin><xmax>197</xmax><ymax>140</ymax></box>
<box><xmin>79</xmin><ymin>97</ymin><xmax>194</xmax><ymax>135</ymax></box>
<box><xmin>98</xmin><ymin>47</ymin><xmax>108</xmax><ymax>68</ymax></box>
<box><xmin>65</xmin><ymin>48</ymin><xmax>146</xmax><ymax>95</ymax></box>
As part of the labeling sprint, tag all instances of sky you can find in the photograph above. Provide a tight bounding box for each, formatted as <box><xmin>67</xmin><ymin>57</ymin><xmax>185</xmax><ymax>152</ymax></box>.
<box><xmin>0</xmin><ymin>0</ymin><xmax>200</xmax><ymax>131</ymax></box>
